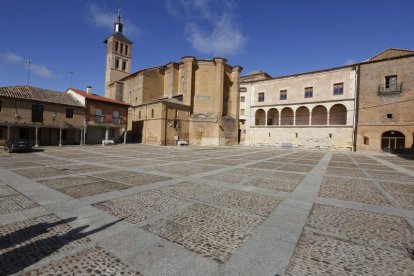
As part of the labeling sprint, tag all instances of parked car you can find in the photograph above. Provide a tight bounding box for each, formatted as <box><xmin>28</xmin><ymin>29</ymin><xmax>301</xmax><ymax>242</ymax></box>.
<box><xmin>4</xmin><ymin>138</ymin><xmax>32</xmax><ymax>153</ymax></box>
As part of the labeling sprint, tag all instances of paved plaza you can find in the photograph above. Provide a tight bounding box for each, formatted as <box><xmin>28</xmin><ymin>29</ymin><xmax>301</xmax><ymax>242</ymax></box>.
<box><xmin>0</xmin><ymin>144</ymin><xmax>413</xmax><ymax>275</ymax></box>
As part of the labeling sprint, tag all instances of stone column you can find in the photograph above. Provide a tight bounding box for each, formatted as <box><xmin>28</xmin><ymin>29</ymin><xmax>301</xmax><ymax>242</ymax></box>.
<box><xmin>327</xmin><ymin>111</ymin><xmax>330</xmax><ymax>126</ymax></box>
<box><xmin>59</xmin><ymin>128</ymin><xmax>62</xmax><ymax>147</ymax></box>
<box><xmin>80</xmin><ymin>128</ymin><xmax>83</xmax><ymax>146</ymax></box>
<box><xmin>35</xmin><ymin>126</ymin><xmax>39</xmax><ymax>147</ymax></box>
<box><xmin>293</xmin><ymin>110</ymin><xmax>296</xmax><ymax>126</ymax></box>
<box><xmin>124</xmin><ymin>126</ymin><xmax>127</xmax><ymax>144</ymax></box>
<box><xmin>278</xmin><ymin>114</ymin><xmax>282</xmax><ymax>126</ymax></box>
<box><xmin>7</xmin><ymin>125</ymin><xmax>10</xmax><ymax>140</ymax></box>
<box><xmin>105</xmin><ymin>126</ymin><xmax>109</xmax><ymax>141</ymax></box>
<box><xmin>309</xmin><ymin>111</ymin><xmax>312</xmax><ymax>126</ymax></box>
<box><xmin>83</xmin><ymin>125</ymin><xmax>87</xmax><ymax>145</ymax></box>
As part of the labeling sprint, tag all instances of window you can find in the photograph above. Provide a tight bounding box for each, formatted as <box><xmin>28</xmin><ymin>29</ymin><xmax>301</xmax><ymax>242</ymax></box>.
<box><xmin>112</xmin><ymin>111</ymin><xmax>120</xmax><ymax>124</ymax></box>
<box><xmin>240</xmin><ymin>109</ymin><xmax>245</xmax><ymax>116</ymax></box>
<box><xmin>387</xmin><ymin>113</ymin><xmax>393</xmax><ymax>119</ymax></box>
<box><xmin>125</xmin><ymin>45</ymin><xmax>129</xmax><ymax>55</ymax></box>
<box><xmin>120</xmin><ymin>43</ymin><xmax>124</xmax><ymax>54</ymax></box>
<box><xmin>240</xmin><ymin>96</ymin><xmax>245</xmax><ymax>102</ymax></box>
<box><xmin>95</xmin><ymin>108</ymin><xmax>103</xmax><ymax>123</ymax></box>
<box><xmin>115</xmin><ymin>59</ymin><xmax>120</xmax><ymax>69</ymax></box>
<box><xmin>304</xmin><ymin>87</ymin><xmax>313</xmax><ymax>98</ymax></box>
<box><xmin>241</xmin><ymin>121</ymin><xmax>245</xmax><ymax>125</ymax></box>
<box><xmin>280</xmin><ymin>90</ymin><xmax>287</xmax><ymax>100</ymax></box>
<box><xmin>122</xmin><ymin>61</ymin><xmax>127</xmax><ymax>71</ymax></box>
<box><xmin>151</xmin><ymin>109</ymin><xmax>154</xmax><ymax>118</ymax></box>
<box><xmin>258</xmin><ymin>92</ymin><xmax>265</xmax><ymax>102</ymax></box>
<box><xmin>31</xmin><ymin>104</ymin><xmax>44</xmax><ymax>122</ymax></box>
<box><xmin>138</xmin><ymin>110</ymin><xmax>141</xmax><ymax>119</ymax></box>
<box><xmin>333</xmin><ymin>83</ymin><xmax>344</xmax><ymax>95</ymax></box>
<box><xmin>239</xmin><ymin>87</ymin><xmax>247</xmax><ymax>92</ymax></box>
<box><xmin>66</xmin><ymin>108</ymin><xmax>74</xmax><ymax>118</ymax></box>
<box><xmin>115</xmin><ymin>41</ymin><xmax>119</xmax><ymax>52</ymax></box>
<box><xmin>363</xmin><ymin>136</ymin><xmax>369</xmax><ymax>145</ymax></box>
<box><xmin>385</xmin><ymin>75</ymin><xmax>397</xmax><ymax>90</ymax></box>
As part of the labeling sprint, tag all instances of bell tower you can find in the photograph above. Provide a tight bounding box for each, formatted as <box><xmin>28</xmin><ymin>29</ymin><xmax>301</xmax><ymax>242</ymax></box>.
<box><xmin>104</xmin><ymin>10</ymin><xmax>132</xmax><ymax>99</ymax></box>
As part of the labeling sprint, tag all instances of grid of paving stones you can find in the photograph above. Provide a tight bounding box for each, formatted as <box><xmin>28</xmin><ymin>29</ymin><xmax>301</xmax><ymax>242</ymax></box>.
<box><xmin>208</xmin><ymin>189</ymin><xmax>282</xmax><ymax>217</ymax></box>
<box><xmin>2</xmin><ymin>145</ymin><xmax>414</xmax><ymax>275</ymax></box>
<box><xmin>93</xmin><ymin>190</ymin><xmax>190</xmax><ymax>225</ymax></box>
<box><xmin>143</xmin><ymin>203</ymin><xmax>264</xmax><ymax>263</ymax></box>
<box><xmin>22</xmin><ymin>246</ymin><xmax>142</xmax><ymax>275</ymax></box>
<box><xmin>319</xmin><ymin>176</ymin><xmax>390</xmax><ymax>205</ymax></box>
<box><xmin>0</xmin><ymin>214</ymin><xmax>89</xmax><ymax>275</ymax></box>
<box><xmin>0</xmin><ymin>185</ymin><xmax>39</xmax><ymax>215</ymax></box>
<box><xmin>381</xmin><ymin>182</ymin><xmax>414</xmax><ymax>210</ymax></box>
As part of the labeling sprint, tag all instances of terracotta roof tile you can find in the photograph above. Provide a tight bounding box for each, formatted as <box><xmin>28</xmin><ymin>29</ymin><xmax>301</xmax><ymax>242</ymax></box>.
<box><xmin>68</xmin><ymin>88</ymin><xmax>130</xmax><ymax>106</ymax></box>
<box><xmin>0</xmin><ymin>85</ymin><xmax>83</xmax><ymax>107</ymax></box>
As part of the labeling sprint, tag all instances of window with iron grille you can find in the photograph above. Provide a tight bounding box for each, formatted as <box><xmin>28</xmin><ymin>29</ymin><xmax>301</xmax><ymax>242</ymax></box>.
<box><xmin>240</xmin><ymin>96</ymin><xmax>245</xmax><ymax>102</ymax></box>
<box><xmin>304</xmin><ymin>87</ymin><xmax>313</xmax><ymax>98</ymax></box>
<box><xmin>280</xmin><ymin>90</ymin><xmax>287</xmax><ymax>100</ymax></box>
<box><xmin>333</xmin><ymin>83</ymin><xmax>344</xmax><ymax>95</ymax></box>
<box><xmin>385</xmin><ymin>75</ymin><xmax>397</xmax><ymax>90</ymax></box>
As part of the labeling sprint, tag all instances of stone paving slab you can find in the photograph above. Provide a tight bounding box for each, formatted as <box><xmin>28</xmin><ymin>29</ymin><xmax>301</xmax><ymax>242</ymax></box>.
<box><xmin>0</xmin><ymin>194</ymin><xmax>39</xmax><ymax>215</ymax></box>
<box><xmin>159</xmin><ymin>181</ymin><xmax>224</xmax><ymax>201</ymax></box>
<box><xmin>38</xmin><ymin>175</ymin><xmax>103</xmax><ymax>189</ymax></box>
<box><xmin>243</xmin><ymin>177</ymin><xmax>301</xmax><ymax>192</ymax></box>
<box><xmin>143</xmin><ymin>203</ymin><xmax>264</xmax><ymax>263</ymax></box>
<box><xmin>365</xmin><ymin>169</ymin><xmax>414</xmax><ymax>182</ymax></box>
<box><xmin>11</xmin><ymin>166</ymin><xmax>72</xmax><ymax>179</ymax></box>
<box><xmin>56</xmin><ymin>180</ymin><xmax>131</xmax><ymax>198</ymax></box>
<box><xmin>381</xmin><ymin>182</ymin><xmax>414</xmax><ymax>210</ymax></box>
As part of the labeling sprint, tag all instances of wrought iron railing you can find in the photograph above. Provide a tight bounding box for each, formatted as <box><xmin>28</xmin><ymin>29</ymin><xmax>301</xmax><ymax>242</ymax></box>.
<box><xmin>93</xmin><ymin>115</ymin><xmax>104</xmax><ymax>123</ymax></box>
<box><xmin>378</xmin><ymin>83</ymin><xmax>402</xmax><ymax>96</ymax></box>
<box><xmin>112</xmin><ymin>117</ymin><xmax>121</xmax><ymax>124</ymax></box>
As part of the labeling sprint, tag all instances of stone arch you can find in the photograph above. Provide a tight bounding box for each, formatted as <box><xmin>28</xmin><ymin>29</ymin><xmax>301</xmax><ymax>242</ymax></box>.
<box><xmin>311</xmin><ymin>105</ymin><xmax>328</xmax><ymax>125</ymax></box>
<box><xmin>296</xmin><ymin>106</ymin><xmax>310</xmax><ymax>125</ymax></box>
<box><xmin>255</xmin><ymin>109</ymin><xmax>266</xmax><ymax>125</ymax></box>
<box><xmin>281</xmin><ymin>107</ymin><xmax>294</xmax><ymax>125</ymax></box>
<box><xmin>329</xmin><ymin>104</ymin><xmax>347</xmax><ymax>125</ymax></box>
<box><xmin>267</xmin><ymin>108</ymin><xmax>279</xmax><ymax>125</ymax></box>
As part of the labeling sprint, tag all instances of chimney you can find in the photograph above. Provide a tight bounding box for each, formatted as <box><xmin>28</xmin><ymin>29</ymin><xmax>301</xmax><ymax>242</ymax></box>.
<box><xmin>86</xmin><ymin>86</ymin><xmax>92</xmax><ymax>94</ymax></box>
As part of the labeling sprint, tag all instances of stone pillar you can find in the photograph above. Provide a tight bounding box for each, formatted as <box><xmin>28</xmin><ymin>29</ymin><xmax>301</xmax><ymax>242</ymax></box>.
<box><xmin>293</xmin><ymin>110</ymin><xmax>296</xmax><ymax>126</ymax></box>
<box><xmin>105</xmin><ymin>126</ymin><xmax>109</xmax><ymax>141</ymax></box>
<box><xmin>80</xmin><ymin>128</ymin><xmax>83</xmax><ymax>146</ymax></box>
<box><xmin>309</xmin><ymin>111</ymin><xmax>312</xmax><ymax>126</ymax></box>
<box><xmin>83</xmin><ymin>124</ymin><xmax>87</xmax><ymax>145</ymax></box>
<box><xmin>59</xmin><ymin>128</ymin><xmax>62</xmax><ymax>147</ymax></box>
<box><xmin>265</xmin><ymin>112</ymin><xmax>268</xmax><ymax>126</ymax></box>
<box><xmin>35</xmin><ymin>126</ymin><xmax>39</xmax><ymax>147</ymax></box>
<box><xmin>327</xmin><ymin>111</ymin><xmax>330</xmax><ymax>126</ymax></box>
<box><xmin>278</xmin><ymin>114</ymin><xmax>282</xmax><ymax>126</ymax></box>
<box><xmin>124</xmin><ymin>126</ymin><xmax>127</xmax><ymax>144</ymax></box>
<box><xmin>7</xmin><ymin>125</ymin><xmax>10</xmax><ymax>140</ymax></box>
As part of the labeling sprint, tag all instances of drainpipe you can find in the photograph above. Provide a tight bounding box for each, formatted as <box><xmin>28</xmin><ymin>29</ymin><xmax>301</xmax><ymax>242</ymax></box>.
<box><xmin>352</xmin><ymin>65</ymin><xmax>360</xmax><ymax>152</ymax></box>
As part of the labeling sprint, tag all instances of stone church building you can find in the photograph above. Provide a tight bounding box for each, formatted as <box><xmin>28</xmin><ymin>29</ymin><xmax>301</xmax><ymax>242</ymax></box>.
<box><xmin>104</xmin><ymin>12</ymin><xmax>242</xmax><ymax>146</ymax></box>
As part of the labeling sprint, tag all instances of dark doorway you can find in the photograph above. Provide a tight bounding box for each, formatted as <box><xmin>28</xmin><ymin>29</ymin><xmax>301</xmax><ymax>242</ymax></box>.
<box><xmin>132</xmin><ymin>121</ymin><xmax>144</xmax><ymax>143</ymax></box>
<box><xmin>238</xmin><ymin>129</ymin><xmax>241</xmax><ymax>144</ymax></box>
<box><xmin>381</xmin><ymin>131</ymin><xmax>405</xmax><ymax>153</ymax></box>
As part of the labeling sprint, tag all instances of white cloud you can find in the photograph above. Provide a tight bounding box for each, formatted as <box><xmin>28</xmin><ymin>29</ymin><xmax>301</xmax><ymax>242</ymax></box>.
<box><xmin>86</xmin><ymin>3</ymin><xmax>140</xmax><ymax>37</ymax></box>
<box><xmin>166</xmin><ymin>0</ymin><xmax>246</xmax><ymax>56</ymax></box>
<box><xmin>345</xmin><ymin>59</ymin><xmax>356</xmax><ymax>65</ymax></box>
<box><xmin>0</xmin><ymin>51</ymin><xmax>24</xmax><ymax>63</ymax></box>
<box><xmin>31</xmin><ymin>63</ymin><xmax>52</xmax><ymax>77</ymax></box>
<box><xmin>0</xmin><ymin>51</ymin><xmax>52</xmax><ymax>77</ymax></box>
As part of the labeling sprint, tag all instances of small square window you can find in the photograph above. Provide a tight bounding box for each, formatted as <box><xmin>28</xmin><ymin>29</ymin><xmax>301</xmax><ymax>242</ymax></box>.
<box><xmin>304</xmin><ymin>87</ymin><xmax>313</xmax><ymax>98</ymax></box>
<box><xmin>66</xmin><ymin>108</ymin><xmax>74</xmax><ymax>119</ymax></box>
<box><xmin>387</xmin><ymin>113</ymin><xmax>392</xmax><ymax>119</ymax></box>
<box><xmin>363</xmin><ymin>136</ymin><xmax>369</xmax><ymax>145</ymax></box>
<box><xmin>240</xmin><ymin>96</ymin><xmax>245</xmax><ymax>102</ymax></box>
<box><xmin>333</xmin><ymin>83</ymin><xmax>344</xmax><ymax>95</ymax></box>
<box><xmin>385</xmin><ymin>75</ymin><xmax>397</xmax><ymax>89</ymax></box>
<box><xmin>280</xmin><ymin>90</ymin><xmax>287</xmax><ymax>100</ymax></box>
<box><xmin>258</xmin><ymin>92</ymin><xmax>265</xmax><ymax>102</ymax></box>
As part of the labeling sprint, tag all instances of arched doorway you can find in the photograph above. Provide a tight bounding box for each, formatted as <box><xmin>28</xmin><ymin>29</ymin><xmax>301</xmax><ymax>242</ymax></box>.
<box><xmin>267</xmin><ymin>108</ymin><xmax>279</xmax><ymax>125</ymax></box>
<box><xmin>311</xmin><ymin>105</ymin><xmax>328</xmax><ymax>125</ymax></box>
<box><xmin>255</xmin><ymin>109</ymin><xmax>266</xmax><ymax>125</ymax></box>
<box><xmin>329</xmin><ymin>104</ymin><xmax>347</xmax><ymax>125</ymax></box>
<box><xmin>281</xmin><ymin>107</ymin><xmax>294</xmax><ymax>125</ymax></box>
<box><xmin>296</xmin><ymin>106</ymin><xmax>310</xmax><ymax>125</ymax></box>
<box><xmin>381</xmin><ymin>131</ymin><xmax>405</xmax><ymax>153</ymax></box>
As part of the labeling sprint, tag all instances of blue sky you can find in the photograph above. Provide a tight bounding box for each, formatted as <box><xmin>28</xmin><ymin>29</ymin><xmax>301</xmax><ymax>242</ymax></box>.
<box><xmin>1</xmin><ymin>0</ymin><xmax>413</xmax><ymax>95</ymax></box>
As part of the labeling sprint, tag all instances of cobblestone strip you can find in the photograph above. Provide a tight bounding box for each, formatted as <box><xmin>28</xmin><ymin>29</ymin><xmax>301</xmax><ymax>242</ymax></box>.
<box><xmin>347</xmin><ymin>153</ymin><xmax>402</xmax><ymax>207</ymax></box>
<box><xmin>371</xmin><ymin>155</ymin><xmax>414</xmax><ymax>178</ymax></box>
<box><xmin>223</xmin><ymin>152</ymin><xmax>332</xmax><ymax>276</ymax></box>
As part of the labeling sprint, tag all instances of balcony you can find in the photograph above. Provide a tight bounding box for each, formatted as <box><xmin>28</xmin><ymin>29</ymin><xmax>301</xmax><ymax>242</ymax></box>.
<box><xmin>93</xmin><ymin>115</ymin><xmax>104</xmax><ymax>123</ymax></box>
<box><xmin>112</xmin><ymin>117</ymin><xmax>121</xmax><ymax>124</ymax></box>
<box><xmin>378</xmin><ymin>83</ymin><xmax>402</xmax><ymax>96</ymax></box>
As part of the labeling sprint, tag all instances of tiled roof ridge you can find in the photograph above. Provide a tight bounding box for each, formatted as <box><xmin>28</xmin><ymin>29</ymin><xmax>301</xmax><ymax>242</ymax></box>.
<box><xmin>68</xmin><ymin>88</ymin><xmax>130</xmax><ymax>106</ymax></box>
